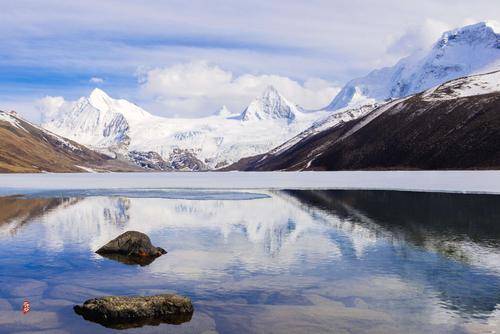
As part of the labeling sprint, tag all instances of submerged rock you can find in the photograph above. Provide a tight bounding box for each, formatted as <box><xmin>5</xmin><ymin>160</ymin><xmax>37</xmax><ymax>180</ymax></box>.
<box><xmin>96</xmin><ymin>231</ymin><xmax>166</xmax><ymax>266</ymax></box>
<box><xmin>74</xmin><ymin>294</ymin><xmax>194</xmax><ymax>329</ymax></box>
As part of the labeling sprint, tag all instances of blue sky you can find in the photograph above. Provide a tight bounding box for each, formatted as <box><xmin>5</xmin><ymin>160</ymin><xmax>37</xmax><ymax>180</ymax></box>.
<box><xmin>1</xmin><ymin>0</ymin><xmax>499</xmax><ymax>120</ymax></box>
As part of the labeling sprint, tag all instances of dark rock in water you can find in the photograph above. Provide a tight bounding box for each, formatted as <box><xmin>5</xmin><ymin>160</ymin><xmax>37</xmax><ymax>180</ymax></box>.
<box><xmin>74</xmin><ymin>294</ymin><xmax>193</xmax><ymax>329</ymax></box>
<box><xmin>96</xmin><ymin>231</ymin><xmax>166</xmax><ymax>266</ymax></box>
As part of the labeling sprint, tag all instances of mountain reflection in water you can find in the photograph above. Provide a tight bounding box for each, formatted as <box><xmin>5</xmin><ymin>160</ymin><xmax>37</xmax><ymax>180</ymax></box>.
<box><xmin>0</xmin><ymin>189</ymin><xmax>499</xmax><ymax>333</ymax></box>
<box><xmin>285</xmin><ymin>190</ymin><xmax>500</xmax><ymax>316</ymax></box>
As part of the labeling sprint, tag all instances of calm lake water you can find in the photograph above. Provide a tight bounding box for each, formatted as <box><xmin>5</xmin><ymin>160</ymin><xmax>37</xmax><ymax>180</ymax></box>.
<box><xmin>0</xmin><ymin>189</ymin><xmax>499</xmax><ymax>333</ymax></box>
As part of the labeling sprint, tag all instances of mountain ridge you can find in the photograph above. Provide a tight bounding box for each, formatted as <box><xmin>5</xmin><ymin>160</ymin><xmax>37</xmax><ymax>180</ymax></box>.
<box><xmin>325</xmin><ymin>22</ymin><xmax>500</xmax><ymax>111</ymax></box>
<box><xmin>0</xmin><ymin>110</ymin><xmax>141</xmax><ymax>173</ymax></box>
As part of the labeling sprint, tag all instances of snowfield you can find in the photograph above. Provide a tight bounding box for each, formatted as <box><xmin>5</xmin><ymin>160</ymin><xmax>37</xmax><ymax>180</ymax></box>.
<box><xmin>1</xmin><ymin>171</ymin><xmax>500</xmax><ymax>195</ymax></box>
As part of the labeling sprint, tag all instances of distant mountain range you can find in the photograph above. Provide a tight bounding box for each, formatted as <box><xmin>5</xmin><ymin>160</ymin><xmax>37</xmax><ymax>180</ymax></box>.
<box><xmin>3</xmin><ymin>22</ymin><xmax>500</xmax><ymax>172</ymax></box>
<box><xmin>42</xmin><ymin>86</ymin><xmax>327</xmax><ymax>170</ymax></box>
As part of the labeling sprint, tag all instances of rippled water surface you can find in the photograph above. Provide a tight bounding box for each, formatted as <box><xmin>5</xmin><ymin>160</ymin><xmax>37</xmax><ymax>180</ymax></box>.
<box><xmin>1</xmin><ymin>189</ymin><xmax>499</xmax><ymax>333</ymax></box>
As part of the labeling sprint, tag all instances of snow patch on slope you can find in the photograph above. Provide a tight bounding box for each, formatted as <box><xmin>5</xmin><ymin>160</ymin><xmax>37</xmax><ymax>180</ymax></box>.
<box><xmin>339</xmin><ymin>98</ymin><xmax>412</xmax><ymax>141</ymax></box>
<box><xmin>424</xmin><ymin>70</ymin><xmax>500</xmax><ymax>101</ymax></box>
<box><xmin>1</xmin><ymin>110</ymin><xmax>88</xmax><ymax>154</ymax></box>
<box><xmin>271</xmin><ymin>103</ymin><xmax>379</xmax><ymax>155</ymax></box>
<box><xmin>0</xmin><ymin>111</ymin><xmax>27</xmax><ymax>132</ymax></box>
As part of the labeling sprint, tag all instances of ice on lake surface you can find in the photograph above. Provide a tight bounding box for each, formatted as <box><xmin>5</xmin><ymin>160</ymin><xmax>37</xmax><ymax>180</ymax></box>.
<box><xmin>2</xmin><ymin>171</ymin><xmax>500</xmax><ymax>195</ymax></box>
<box><xmin>1</xmin><ymin>188</ymin><xmax>500</xmax><ymax>333</ymax></box>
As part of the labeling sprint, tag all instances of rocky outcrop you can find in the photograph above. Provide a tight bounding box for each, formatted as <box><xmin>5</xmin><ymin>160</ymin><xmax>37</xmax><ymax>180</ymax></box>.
<box><xmin>168</xmin><ymin>148</ymin><xmax>207</xmax><ymax>171</ymax></box>
<box><xmin>74</xmin><ymin>294</ymin><xmax>193</xmax><ymax>329</ymax></box>
<box><xmin>128</xmin><ymin>150</ymin><xmax>172</xmax><ymax>171</ymax></box>
<box><xmin>96</xmin><ymin>231</ymin><xmax>166</xmax><ymax>265</ymax></box>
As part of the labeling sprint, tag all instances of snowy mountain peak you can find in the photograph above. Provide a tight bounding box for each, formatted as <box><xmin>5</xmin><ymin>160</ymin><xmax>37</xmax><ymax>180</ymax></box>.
<box><xmin>325</xmin><ymin>22</ymin><xmax>500</xmax><ymax>111</ymax></box>
<box><xmin>84</xmin><ymin>88</ymin><xmax>152</xmax><ymax>121</ymax></box>
<box><xmin>435</xmin><ymin>22</ymin><xmax>499</xmax><ymax>49</ymax></box>
<box><xmin>89</xmin><ymin>87</ymin><xmax>110</xmax><ymax>99</ymax></box>
<box><xmin>261</xmin><ymin>85</ymin><xmax>280</xmax><ymax>99</ymax></box>
<box><xmin>240</xmin><ymin>86</ymin><xmax>300</xmax><ymax>122</ymax></box>
<box><xmin>88</xmin><ymin>88</ymin><xmax>114</xmax><ymax>111</ymax></box>
<box><xmin>41</xmin><ymin>89</ymin><xmax>156</xmax><ymax>151</ymax></box>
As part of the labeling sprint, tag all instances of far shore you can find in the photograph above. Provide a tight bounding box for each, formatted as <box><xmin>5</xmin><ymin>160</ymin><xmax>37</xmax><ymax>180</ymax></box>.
<box><xmin>1</xmin><ymin>171</ymin><xmax>500</xmax><ymax>196</ymax></box>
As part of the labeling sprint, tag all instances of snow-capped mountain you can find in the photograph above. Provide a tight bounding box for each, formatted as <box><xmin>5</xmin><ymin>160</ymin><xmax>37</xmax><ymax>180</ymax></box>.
<box><xmin>42</xmin><ymin>88</ymin><xmax>153</xmax><ymax>151</ymax></box>
<box><xmin>230</xmin><ymin>70</ymin><xmax>500</xmax><ymax>171</ymax></box>
<box><xmin>240</xmin><ymin>86</ymin><xmax>300</xmax><ymax>122</ymax></box>
<box><xmin>325</xmin><ymin>22</ymin><xmax>500</xmax><ymax>111</ymax></box>
<box><xmin>41</xmin><ymin>87</ymin><xmax>327</xmax><ymax>170</ymax></box>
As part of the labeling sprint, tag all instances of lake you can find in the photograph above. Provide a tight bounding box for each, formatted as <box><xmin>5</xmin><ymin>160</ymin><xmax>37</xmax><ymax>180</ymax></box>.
<box><xmin>0</xmin><ymin>187</ymin><xmax>499</xmax><ymax>333</ymax></box>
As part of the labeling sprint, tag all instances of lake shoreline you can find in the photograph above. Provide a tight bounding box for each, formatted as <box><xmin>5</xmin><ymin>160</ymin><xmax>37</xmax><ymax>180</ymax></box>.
<box><xmin>1</xmin><ymin>171</ymin><xmax>500</xmax><ymax>196</ymax></box>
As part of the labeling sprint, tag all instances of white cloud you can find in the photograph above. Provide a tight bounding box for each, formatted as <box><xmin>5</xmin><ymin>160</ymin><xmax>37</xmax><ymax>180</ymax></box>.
<box><xmin>0</xmin><ymin>99</ymin><xmax>41</xmax><ymax>123</ymax></box>
<box><xmin>138</xmin><ymin>61</ymin><xmax>340</xmax><ymax>117</ymax></box>
<box><xmin>387</xmin><ymin>19</ymin><xmax>452</xmax><ymax>56</ymax></box>
<box><xmin>2</xmin><ymin>1</ymin><xmax>500</xmax><ymax>120</ymax></box>
<box><xmin>89</xmin><ymin>77</ymin><xmax>104</xmax><ymax>84</ymax></box>
<box><xmin>36</xmin><ymin>96</ymin><xmax>66</xmax><ymax>122</ymax></box>
<box><xmin>485</xmin><ymin>20</ymin><xmax>500</xmax><ymax>32</ymax></box>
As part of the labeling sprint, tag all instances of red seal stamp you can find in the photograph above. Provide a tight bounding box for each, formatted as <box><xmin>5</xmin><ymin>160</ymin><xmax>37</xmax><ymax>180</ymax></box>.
<box><xmin>22</xmin><ymin>300</ymin><xmax>30</xmax><ymax>314</ymax></box>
